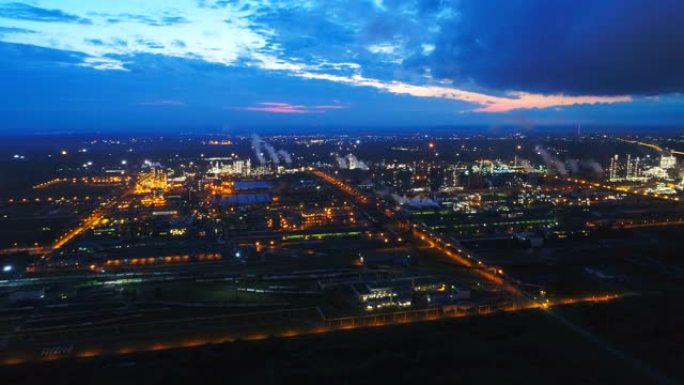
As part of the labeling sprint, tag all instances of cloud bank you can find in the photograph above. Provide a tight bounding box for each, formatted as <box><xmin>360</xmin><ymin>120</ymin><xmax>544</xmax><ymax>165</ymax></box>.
<box><xmin>1</xmin><ymin>0</ymin><xmax>681</xmax><ymax>114</ymax></box>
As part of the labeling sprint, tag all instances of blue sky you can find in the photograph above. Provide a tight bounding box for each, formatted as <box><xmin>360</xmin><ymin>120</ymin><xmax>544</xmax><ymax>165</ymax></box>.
<box><xmin>1</xmin><ymin>0</ymin><xmax>683</xmax><ymax>132</ymax></box>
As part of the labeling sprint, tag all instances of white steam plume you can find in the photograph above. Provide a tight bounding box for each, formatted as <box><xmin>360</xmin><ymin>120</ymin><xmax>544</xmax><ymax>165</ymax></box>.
<box><xmin>535</xmin><ymin>145</ymin><xmax>567</xmax><ymax>175</ymax></box>
<box><xmin>566</xmin><ymin>158</ymin><xmax>580</xmax><ymax>174</ymax></box>
<box><xmin>277</xmin><ymin>150</ymin><xmax>292</xmax><ymax>165</ymax></box>
<box><xmin>580</xmin><ymin>159</ymin><xmax>604</xmax><ymax>174</ymax></box>
<box><xmin>336</xmin><ymin>156</ymin><xmax>348</xmax><ymax>169</ymax></box>
<box><xmin>251</xmin><ymin>134</ymin><xmax>266</xmax><ymax>165</ymax></box>
<box><xmin>263</xmin><ymin>142</ymin><xmax>279</xmax><ymax>165</ymax></box>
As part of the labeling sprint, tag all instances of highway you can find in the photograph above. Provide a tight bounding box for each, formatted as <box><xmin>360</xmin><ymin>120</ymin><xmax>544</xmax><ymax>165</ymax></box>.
<box><xmin>617</xmin><ymin>137</ymin><xmax>684</xmax><ymax>156</ymax></box>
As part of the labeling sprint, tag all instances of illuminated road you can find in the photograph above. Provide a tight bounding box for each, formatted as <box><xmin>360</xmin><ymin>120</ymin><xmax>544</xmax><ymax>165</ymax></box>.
<box><xmin>621</xmin><ymin>219</ymin><xmax>684</xmax><ymax>229</ymax></box>
<box><xmin>0</xmin><ymin>292</ymin><xmax>622</xmax><ymax>366</ymax></box>
<box><xmin>310</xmin><ymin>169</ymin><xmax>370</xmax><ymax>205</ymax></box>
<box><xmin>310</xmin><ymin>169</ymin><xmax>523</xmax><ymax>296</ymax></box>
<box><xmin>589</xmin><ymin>217</ymin><xmax>684</xmax><ymax>229</ymax></box>
<box><xmin>410</xmin><ymin>225</ymin><xmax>522</xmax><ymax>296</ymax></box>
<box><xmin>617</xmin><ymin>137</ymin><xmax>684</xmax><ymax>156</ymax></box>
<box><xmin>51</xmin><ymin>187</ymin><xmax>135</xmax><ymax>253</ymax></box>
<box><xmin>51</xmin><ymin>210</ymin><xmax>105</xmax><ymax>251</ymax></box>
<box><xmin>0</xmin><ymin>170</ymin><xmax>632</xmax><ymax>365</ymax></box>
<box><xmin>0</xmin><ymin>246</ymin><xmax>46</xmax><ymax>256</ymax></box>
<box><xmin>617</xmin><ymin>138</ymin><xmax>665</xmax><ymax>153</ymax></box>
<box><xmin>305</xmin><ymin>168</ymin><xmax>680</xmax><ymax>384</ymax></box>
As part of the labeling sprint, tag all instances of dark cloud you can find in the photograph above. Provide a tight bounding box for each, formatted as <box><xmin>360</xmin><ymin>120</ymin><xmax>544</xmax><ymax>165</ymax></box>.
<box><xmin>0</xmin><ymin>26</ymin><xmax>34</xmax><ymax>36</ymax></box>
<box><xmin>0</xmin><ymin>2</ymin><xmax>91</xmax><ymax>24</ymax></box>
<box><xmin>135</xmin><ymin>38</ymin><xmax>164</xmax><ymax>50</ymax></box>
<box><xmin>160</xmin><ymin>16</ymin><xmax>188</xmax><ymax>25</ymax></box>
<box><xmin>0</xmin><ymin>42</ymin><xmax>85</xmax><ymax>69</ymax></box>
<box><xmin>424</xmin><ymin>0</ymin><xmax>684</xmax><ymax>96</ymax></box>
<box><xmin>250</xmin><ymin>1</ymin><xmax>451</xmax><ymax>81</ymax></box>
<box><xmin>0</xmin><ymin>41</ymin><xmax>473</xmax><ymax>132</ymax></box>
<box><xmin>85</xmin><ymin>38</ymin><xmax>105</xmax><ymax>46</ymax></box>
<box><xmin>105</xmin><ymin>13</ymin><xmax>187</xmax><ymax>26</ymax></box>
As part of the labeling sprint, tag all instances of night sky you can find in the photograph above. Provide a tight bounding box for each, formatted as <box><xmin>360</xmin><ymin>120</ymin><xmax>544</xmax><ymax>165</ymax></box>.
<box><xmin>1</xmin><ymin>0</ymin><xmax>684</xmax><ymax>132</ymax></box>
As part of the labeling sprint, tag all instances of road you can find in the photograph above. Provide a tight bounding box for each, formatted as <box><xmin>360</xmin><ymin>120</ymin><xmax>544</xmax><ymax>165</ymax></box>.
<box><xmin>309</xmin><ymin>168</ymin><xmax>678</xmax><ymax>384</ymax></box>
<box><xmin>0</xmin><ymin>169</ymin><xmax>625</xmax><ymax>365</ymax></box>
<box><xmin>50</xmin><ymin>186</ymin><xmax>135</xmax><ymax>253</ymax></box>
<box><xmin>310</xmin><ymin>169</ymin><xmax>524</xmax><ymax>296</ymax></box>
<box><xmin>0</xmin><ymin>292</ymin><xmax>622</xmax><ymax>365</ymax></box>
<box><xmin>617</xmin><ymin>137</ymin><xmax>684</xmax><ymax>156</ymax></box>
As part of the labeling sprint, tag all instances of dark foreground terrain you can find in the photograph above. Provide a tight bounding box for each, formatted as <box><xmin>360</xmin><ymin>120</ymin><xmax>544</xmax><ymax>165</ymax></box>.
<box><xmin>3</xmin><ymin>293</ymin><xmax>683</xmax><ymax>385</ymax></box>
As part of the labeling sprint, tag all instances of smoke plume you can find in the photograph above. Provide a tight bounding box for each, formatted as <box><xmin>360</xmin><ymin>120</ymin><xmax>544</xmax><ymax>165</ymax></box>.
<box><xmin>277</xmin><ymin>150</ymin><xmax>292</xmax><ymax>165</ymax></box>
<box><xmin>336</xmin><ymin>156</ymin><xmax>348</xmax><ymax>169</ymax></box>
<box><xmin>251</xmin><ymin>134</ymin><xmax>266</xmax><ymax>165</ymax></box>
<box><xmin>251</xmin><ymin>134</ymin><xmax>292</xmax><ymax>166</ymax></box>
<box><xmin>535</xmin><ymin>146</ymin><xmax>567</xmax><ymax>175</ymax></box>
<box><xmin>580</xmin><ymin>159</ymin><xmax>604</xmax><ymax>174</ymax></box>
